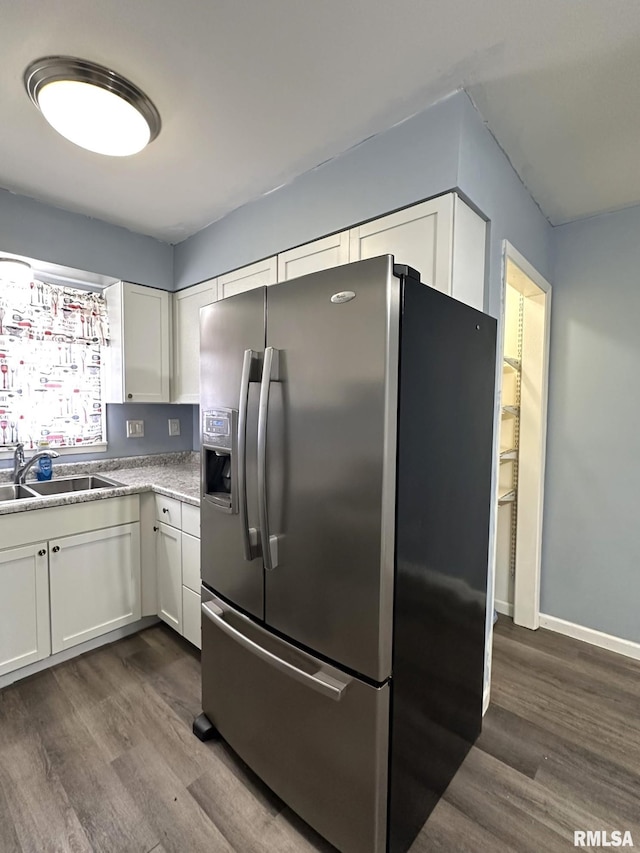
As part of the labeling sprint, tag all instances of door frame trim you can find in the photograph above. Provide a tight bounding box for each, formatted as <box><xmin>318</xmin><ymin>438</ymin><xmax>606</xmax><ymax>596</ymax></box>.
<box><xmin>484</xmin><ymin>241</ymin><xmax>552</xmax><ymax>713</ymax></box>
<box><xmin>506</xmin><ymin>245</ymin><xmax>552</xmax><ymax>631</ymax></box>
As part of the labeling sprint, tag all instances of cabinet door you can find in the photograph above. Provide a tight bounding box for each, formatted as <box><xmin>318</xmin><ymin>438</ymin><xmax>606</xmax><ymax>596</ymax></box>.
<box><xmin>0</xmin><ymin>543</ymin><xmax>50</xmax><ymax>677</ymax></box>
<box><xmin>172</xmin><ymin>278</ymin><xmax>217</xmax><ymax>403</ymax></box>
<box><xmin>349</xmin><ymin>195</ymin><xmax>454</xmax><ymax>294</ymax></box>
<box><xmin>218</xmin><ymin>256</ymin><xmax>277</xmax><ymax>299</ymax></box>
<box><xmin>277</xmin><ymin>232</ymin><xmax>350</xmax><ymax>282</ymax></box>
<box><xmin>108</xmin><ymin>282</ymin><xmax>171</xmax><ymax>403</ymax></box>
<box><xmin>139</xmin><ymin>492</ymin><xmax>158</xmax><ymax>618</ymax></box>
<box><xmin>182</xmin><ymin>585</ymin><xmax>201</xmax><ymax>649</ymax></box>
<box><xmin>182</xmin><ymin>531</ymin><xmax>200</xmax><ymax>594</ymax></box>
<box><xmin>451</xmin><ymin>195</ymin><xmax>486</xmax><ymax>311</ymax></box>
<box><xmin>50</xmin><ymin>523</ymin><xmax>141</xmax><ymax>654</ymax></box>
<box><xmin>156</xmin><ymin>521</ymin><xmax>182</xmax><ymax>632</ymax></box>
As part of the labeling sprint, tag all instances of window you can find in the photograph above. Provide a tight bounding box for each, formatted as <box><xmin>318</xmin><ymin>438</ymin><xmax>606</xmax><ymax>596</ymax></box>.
<box><xmin>0</xmin><ymin>278</ymin><xmax>109</xmax><ymax>451</ymax></box>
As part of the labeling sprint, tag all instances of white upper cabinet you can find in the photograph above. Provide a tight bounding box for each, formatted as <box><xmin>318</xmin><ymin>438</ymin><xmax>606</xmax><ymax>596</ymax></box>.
<box><xmin>218</xmin><ymin>256</ymin><xmax>277</xmax><ymax>299</ymax></box>
<box><xmin>450</xmin><ymin>194</ymin><xmax>487</xmax><ymax>311</ymax></box>
<box><xmin>104</xmin><ymin>282</ymin><xmax>171</xmax><ymax>403</ymax></box>
<box><xmin>277</xmin><ymin>231</ymin><xmax>350</xmax><ymax>282</ymax></box>
<box><xmin>172</xmin><ymin>278</ymin><xmax>217</xmax><ymax>403</ymax></box>
<box><xmin>348</xmin><ymin>194</ymin><xmax>486</xmax><ymax>310</ymax></box>
<box><xmin>349</xmin><ymin>196</ymin><xmax>454</xmax><ymax>294</ymax></box>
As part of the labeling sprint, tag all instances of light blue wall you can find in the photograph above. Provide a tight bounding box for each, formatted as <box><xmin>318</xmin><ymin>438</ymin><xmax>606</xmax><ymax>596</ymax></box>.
<box><xmin>103</xmin><ymin>403</ymin><xmax>194</xmax><ymax>459</ymax></box>
<box><xmin>173</xmin><ymin>92</ymin><xmax>554</xmax><ymax>325</ymax></box>
<box><xmin>0</xmin><ymin>403</ymin><xmax>194</xmax><ymax>469</ymax></box>
<box><xmin>0</xmin><ymin>191</ymin><xmax>182</xmax><ymax>463</ymax></box>
<box><xmin>0</xmin><ymin>188</ymin><xmax>173</xmax><ymax>290</ymax></box>
<box><xmin>457</xmin><ymin>94</ymin><xmax>554</xmax><ymax>318</ymax></box>
<box><xmin>173</xmin><ymin>93</ymin><xmax>465</xmax><ymax>288</ymax></box>
<box><xmin>192</xmin><ymin>405</ymin><xmax>200</xmax><ymax>451</ymax></box>
<box><xmin>542</xmin><ymin>205</ymin><xmax>640</xmax><ymax>643</ymax></box>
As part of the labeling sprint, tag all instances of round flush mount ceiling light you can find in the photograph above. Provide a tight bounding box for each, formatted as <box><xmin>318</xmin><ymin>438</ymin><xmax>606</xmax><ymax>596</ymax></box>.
<box><xmin>24</xmin><ymin>56</ymin><xmax>161</xmax><ymax>157</ymax></box>
<box><xmin>0</xmin><ymin>258</ymin><xmax>32</xmax><ymax>286</ymax></box>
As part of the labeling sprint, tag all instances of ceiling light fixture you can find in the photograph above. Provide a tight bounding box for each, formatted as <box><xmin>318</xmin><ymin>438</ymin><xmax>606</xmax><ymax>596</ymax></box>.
<box><xmin>24</xmin><ymin>56</ymin><xmax>161</xmax><ymax>157</ymax></box>
<box><xmin>0</xmin><ymin>258</ymin><xmax>32</xmax><ymax>286</ymax></box>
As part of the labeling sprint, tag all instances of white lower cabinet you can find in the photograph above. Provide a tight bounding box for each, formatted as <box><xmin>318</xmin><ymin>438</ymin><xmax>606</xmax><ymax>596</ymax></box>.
<box><xmin>0</xmin><ymin>496</ymin><xmax>142</xmax><ymax>680</ymax></box>
<box><xmin>181</xmin><ymin>531</ymin><xmax>200</xmax><ymax>593</ymax></box>
<box><xmin>0</xmin><ymin>543</ymin><xmax>50</xmax><ymax>677</ymax></box>
<box><xmin>182</xmin><ymin>586</ymin><xmax>201</xmax><ymax>649</ymax></box>
<box><xmin>153</xmin><ymin>500</ymin><xmax>201</xmax><ymax>648</ymax></box>
<box><xmin>49</xmin><ymin>523</ymin><xmax>141</xmax><ymax>654</ymax></box>
<box><xmin>182</xmin><ymin>530</ymin><xmax>201</xmax><ymax>649</ymax></box>
<box><xmin>156</xmin><ymin>521</ymin><xmax>183</xmax><ymax>633</ymax></box>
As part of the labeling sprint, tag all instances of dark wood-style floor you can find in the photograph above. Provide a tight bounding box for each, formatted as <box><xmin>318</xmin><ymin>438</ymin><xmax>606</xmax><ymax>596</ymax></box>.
<box><xmin>1</xmin><ymin>617</ymin><xmax>639</xmax><ymax>852</ymax></box>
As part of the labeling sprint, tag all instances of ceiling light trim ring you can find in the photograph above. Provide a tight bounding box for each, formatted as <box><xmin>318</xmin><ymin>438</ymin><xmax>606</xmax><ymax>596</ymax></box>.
<box><xmin>24</xmin><ymin>56</ymin><xmax>161</xmax><ymax>143</ymax></box>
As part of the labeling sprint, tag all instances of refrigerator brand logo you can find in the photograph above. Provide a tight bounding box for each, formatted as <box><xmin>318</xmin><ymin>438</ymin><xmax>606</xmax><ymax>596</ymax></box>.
<box><xmin>330</xmin><ymin>291</ymin><xmax>356</xmax><ymax>304</ymax></box>
<box><xmin>574</xmin><ymin>830</ymin><xmax>634</xmax><ymax>847</ymax></box>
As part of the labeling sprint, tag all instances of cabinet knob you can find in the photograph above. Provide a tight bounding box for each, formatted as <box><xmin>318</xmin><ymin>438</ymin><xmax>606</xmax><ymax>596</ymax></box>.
<box><xmin>153</xmin><ymin>525</ymin><xmax>159</xmax><ymax>532</ymax></box>
<box><xmin>162</xmin><ymin>507</ymin><xmax>169</xmax><ymax>514</ymax></box>
<box><xmin>38</xmin><ymin>549</ymin><xmax>46</xmax><ymax>557</ymax></box>
<box><xmin>52</xmin><ymin>545</ymin><xmax>60</xmax><ymax>553</ymax></box>
<box><xmin>127</xmin><ymin>393</ymin><xmax>133</xmax><ymax>399</ymax></box>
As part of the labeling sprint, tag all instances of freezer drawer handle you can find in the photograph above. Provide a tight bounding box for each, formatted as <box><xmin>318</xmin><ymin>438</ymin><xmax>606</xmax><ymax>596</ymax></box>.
<box><xmin>257</xmin><ymin>346</ymin><xmax>279</xmax><ymax>570</ymax></box>
<box><xmin>238</xmin><ymin>348</ymin><xmax>259</xmax><ymax>561</ymax></box>
<box><xmin>201</xmin><ymin>601</ymin><xmax>349</xmax><ymax>701</ymax></box>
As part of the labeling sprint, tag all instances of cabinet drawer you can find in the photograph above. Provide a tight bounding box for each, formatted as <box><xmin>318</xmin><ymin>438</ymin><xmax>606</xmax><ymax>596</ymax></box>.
<box><xmin>182</xmin><ymin>503</ymin><xmax>200</xmax><ymax>537</ymax></box>
<box><xmin>182</xmin><ymin>586</ymin><xmax>201</xmax><ymax>649</ymax></box>
<box><xmin>155</xmin><ymin>495</ymin><xmax>182</xmax><ymax>528</ymax></box>
<box><xmin>182</xmin><ymin>531</ymin><xmax>201</xmax><ymax>594</ymax></box>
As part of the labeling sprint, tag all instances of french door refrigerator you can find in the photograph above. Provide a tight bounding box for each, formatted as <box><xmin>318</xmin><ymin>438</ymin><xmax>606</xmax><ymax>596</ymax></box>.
<box><xmin>196</xmin><ymin>255</ymin><xmax>496</xmax><ymax>853</ymax></box>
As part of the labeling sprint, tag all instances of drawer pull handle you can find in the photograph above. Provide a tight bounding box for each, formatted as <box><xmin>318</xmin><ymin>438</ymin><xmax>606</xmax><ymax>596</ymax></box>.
<box><xmin>201</xmin><ymin>600</ymin><xmax>350</xmax><ymax>701</ymax></box>
<box><xmin>38</xmin><ymin>549</ymin><xmax>46</xmax><ymax>557</ymax></box>
<box><xmin>52</xmin><ymin>545</ymin><xmax>60</xmax><ymax>553</ymax></box>
<box><xmin>153</xmin><ymin>525</ymin><xmax>159</xmax><ymax>532</ymax></box>
<box><xmin>162</xmin><ymin>507</ymin><xmax>169</xmax><ymax>514</ymax></box>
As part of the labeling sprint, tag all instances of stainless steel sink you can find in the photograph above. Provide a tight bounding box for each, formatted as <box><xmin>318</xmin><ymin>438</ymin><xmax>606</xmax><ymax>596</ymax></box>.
<box><xmin>26</xmin><ymin>475</ymin><xmax>124</xmax><ymax>496</ymax></box>
<box><xmin>0</xmin><ymin>484</ymin><xmax>40</xmax><ymax>502</ymax></box>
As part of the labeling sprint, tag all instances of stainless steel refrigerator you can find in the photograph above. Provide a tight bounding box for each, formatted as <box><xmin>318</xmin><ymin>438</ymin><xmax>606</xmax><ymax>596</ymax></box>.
<box><xmin>194</xmin><ymin>256</ymin><xmax>496</xmax><ymax>853</ymax></box>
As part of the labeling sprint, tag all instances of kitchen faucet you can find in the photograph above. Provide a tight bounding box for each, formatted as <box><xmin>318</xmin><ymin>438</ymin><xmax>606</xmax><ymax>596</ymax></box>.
<box><xmin>12</xmin><ymin>443</ymin><xmax>60</xmax><ymax>484</ymax></box>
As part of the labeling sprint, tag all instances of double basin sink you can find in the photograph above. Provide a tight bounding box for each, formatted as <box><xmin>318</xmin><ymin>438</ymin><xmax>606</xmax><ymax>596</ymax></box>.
<box><xmin>0</xmin><ymin>475</ymin><xmax>124</xmax><ymax>504</ymax></box>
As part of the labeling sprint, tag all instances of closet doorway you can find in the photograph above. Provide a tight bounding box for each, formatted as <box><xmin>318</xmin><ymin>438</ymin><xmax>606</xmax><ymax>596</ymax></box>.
<box><xmin>494</xmin><ymin>244</ymin><xmax>551</xmax><ymax>630</ymax></box>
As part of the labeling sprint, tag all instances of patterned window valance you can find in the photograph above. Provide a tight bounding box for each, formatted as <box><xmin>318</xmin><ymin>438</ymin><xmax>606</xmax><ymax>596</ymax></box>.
<box><xmin>0</xmin><ymin>279</ymin><xmax>109</xmax><ymax>450</ymax></box>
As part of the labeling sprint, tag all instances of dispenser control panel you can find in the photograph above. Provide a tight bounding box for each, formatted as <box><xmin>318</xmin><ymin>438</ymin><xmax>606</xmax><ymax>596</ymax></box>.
<box><xmin>202</xmin><ymin>408</ymin><xmax>232</xmax><ymax>449</ymax></box>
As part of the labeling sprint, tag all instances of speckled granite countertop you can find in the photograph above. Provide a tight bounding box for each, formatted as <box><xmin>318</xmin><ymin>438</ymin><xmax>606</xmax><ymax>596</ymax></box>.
<box><xmin>0</xmin><ymin>452</ymin><xmax>201</xmax><ymax>516</ymax></box>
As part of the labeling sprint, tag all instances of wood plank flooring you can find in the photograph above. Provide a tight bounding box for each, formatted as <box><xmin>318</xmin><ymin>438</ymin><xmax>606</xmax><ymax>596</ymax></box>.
<box><xmin>1</xmin><ymin>616</ymin><xmax>639</xmax><ymax>852</ymax></box>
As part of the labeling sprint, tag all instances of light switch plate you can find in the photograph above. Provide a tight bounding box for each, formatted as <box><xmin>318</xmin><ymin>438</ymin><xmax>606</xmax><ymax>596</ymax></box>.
<box><xmin>168</xmin><ymin>418</ymin><xmax>181</xmax><ymax>436</ymax></box>
<box><xmin>126</xmin><ymin>419</ymin><xmax>144</xmax><ymax>438</ymax></box>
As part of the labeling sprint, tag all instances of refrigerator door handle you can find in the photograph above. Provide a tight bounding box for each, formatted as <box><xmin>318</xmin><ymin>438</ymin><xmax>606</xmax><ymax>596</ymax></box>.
<box><xmin>201</xmin><ymin>600</ymin><xmax>350</xmax><ymax>701</ymax></box>
<box><xmin>257</xmin><ymin>346</ymin><xmax>279</xmax><ymax>570</ymax></box>
<box><xmin>238</xmin><ymin>348</ymin><xmax>259</xmax><ymax>561</ymax></box>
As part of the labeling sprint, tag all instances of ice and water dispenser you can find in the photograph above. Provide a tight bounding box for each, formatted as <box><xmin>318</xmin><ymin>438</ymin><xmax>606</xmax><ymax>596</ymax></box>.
<box><xmin>202</xmin><ymin>409</ymin><xmax>237</xmax><ymax>512</ymax></box>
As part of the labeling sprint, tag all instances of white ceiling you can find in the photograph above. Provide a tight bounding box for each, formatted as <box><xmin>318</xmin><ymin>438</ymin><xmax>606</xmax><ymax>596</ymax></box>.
<box><xmin>1</xmin><ymin>0</ymin><xmax>640</xmax><ymax>243</ymax></box>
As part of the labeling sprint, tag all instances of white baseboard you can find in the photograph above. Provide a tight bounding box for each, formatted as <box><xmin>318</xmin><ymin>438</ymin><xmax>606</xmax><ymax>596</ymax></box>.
<box><xmin>539</xmin><ymin>613</ymin><xmax>640</xmax><ymax>662</ymax></box>
<box><xmin>0</xmin><ymin>616</ymin><xmax>160</xmax><ymax>690</ymax></box>
<box><xmin>494</xmin><ymin>598</ymin><xmax>514</xmax><ymax>617</ymax></box>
